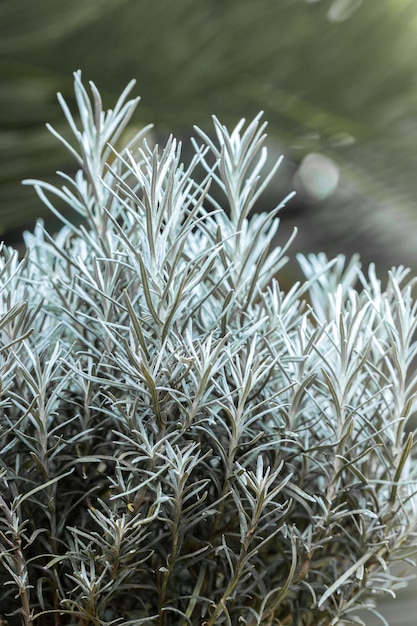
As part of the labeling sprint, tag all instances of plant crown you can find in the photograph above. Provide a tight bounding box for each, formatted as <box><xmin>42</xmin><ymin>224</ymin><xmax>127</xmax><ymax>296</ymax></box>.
<box><xmin>1</xmin><ymin>72</ymin><xmax>417</xmax><ymax>626</ymax></box>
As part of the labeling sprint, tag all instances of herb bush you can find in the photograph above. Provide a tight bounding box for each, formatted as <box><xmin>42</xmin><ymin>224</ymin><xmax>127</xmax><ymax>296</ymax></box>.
<box><xmin>1</xmin><ymin>72</ymin><xmax>417</xmax><ymax>626</ymax></box>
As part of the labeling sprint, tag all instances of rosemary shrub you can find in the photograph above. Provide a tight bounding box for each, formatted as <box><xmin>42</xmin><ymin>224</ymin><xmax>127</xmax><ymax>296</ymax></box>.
<box><xmin>1</xmin><ymin>72</ymin><xmax>417</xmax><ymax>626</ymax></box>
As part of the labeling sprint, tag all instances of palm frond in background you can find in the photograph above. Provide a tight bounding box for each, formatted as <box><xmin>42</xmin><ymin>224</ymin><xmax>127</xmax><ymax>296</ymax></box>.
<box><xmin>1</xmin><ymin>0</ymin><xmax>417</xmax><ymax>270</ymax></box>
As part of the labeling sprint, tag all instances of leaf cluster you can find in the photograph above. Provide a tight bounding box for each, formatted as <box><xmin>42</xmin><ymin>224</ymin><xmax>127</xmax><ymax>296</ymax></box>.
<box><xmin>1</xmin><ymin>72</ymin><xmax>417</xmax><ymax>626</ymax></box>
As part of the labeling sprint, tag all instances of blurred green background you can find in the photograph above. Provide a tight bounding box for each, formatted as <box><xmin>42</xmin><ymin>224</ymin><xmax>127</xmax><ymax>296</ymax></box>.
<box><xmin>3</xmin><ymin>0</ymin><xmax>417</xmax><ymax>270</ymax></box>
<box><xmin>1</xmin><ymin>0</ymin><xmax>417</xmax><ymax>622</ymax></box>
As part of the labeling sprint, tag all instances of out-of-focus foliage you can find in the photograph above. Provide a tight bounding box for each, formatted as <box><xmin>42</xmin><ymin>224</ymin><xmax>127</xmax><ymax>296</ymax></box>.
<box><xmin>1</xmin><ymin>0</ymin><xmax>417</xmax><ymax>269</ymax></box>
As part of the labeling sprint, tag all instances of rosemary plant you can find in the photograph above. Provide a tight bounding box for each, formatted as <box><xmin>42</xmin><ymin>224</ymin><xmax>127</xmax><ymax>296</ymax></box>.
<box><xmin>1</xmin><ymin>71</ymin><xmax>417</xmax><ymax>626</ymax></box>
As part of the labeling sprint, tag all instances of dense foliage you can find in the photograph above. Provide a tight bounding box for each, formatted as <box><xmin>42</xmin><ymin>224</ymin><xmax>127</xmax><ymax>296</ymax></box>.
<box><xmin>1</xmin><ymin>73</ymin><xmax>417</xmax><ymax>626</ymax></box>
